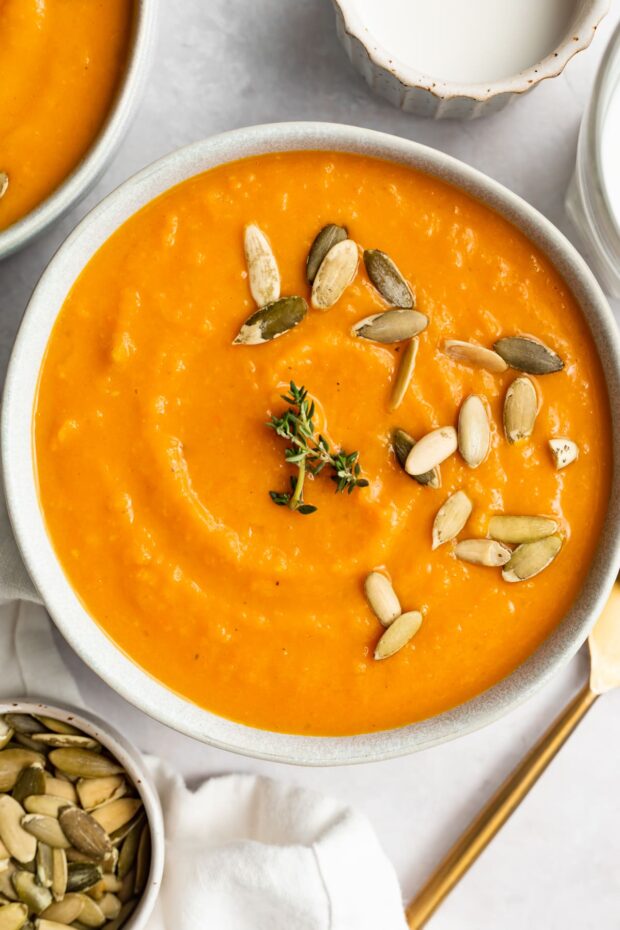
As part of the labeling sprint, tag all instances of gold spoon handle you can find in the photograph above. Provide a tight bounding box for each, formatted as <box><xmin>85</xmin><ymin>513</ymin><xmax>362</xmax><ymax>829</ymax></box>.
<box><xmin>406</xmin><ymin>683</ymin><xmax>599</xmax><ymax>929</ymax></box>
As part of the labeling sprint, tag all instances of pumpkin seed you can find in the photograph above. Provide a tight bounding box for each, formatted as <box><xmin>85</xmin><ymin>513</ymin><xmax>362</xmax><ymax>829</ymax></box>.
<box><xmin>57</xmin><ymin>811</ymin><xmax>110</xmax><ymax>863</ymax></box>
<box><xmin>38</xmin><ymin>921</ymin><xmax>77</xmax><ymax>930</ymax></box>
<box><xmin>0</xmin><ymin>723</ymin><xmax>14</xmax><ymax>753</ymax></box>
<box><xmin>0</xmin><ymin>902</ymin><xmax>27</xmax><ymax>930</ymax></box>
<box><xmin>41</xmin><ymin>894</ymin><xmax>84</xmax><ymax>925</ymax></box>
<box><xmin>232</xmin><ymin>296</ymin><xmax>307</xmax><ymax>346</ymax></box>
<box><xmin>392</xmin><ymin>429</ymin><xmax>440</xmax><ymax>488</ymax></box>
<box><xmin>66</xmin><ymin>865</ymin><xmax>102</xmax><ymax>895</ymax></box>
<box><xmin>109</xmin><ymin>810</ymin><xmax>144</xmax><ymax>848</ymax></box>
<box><xmin>0</xmin><ymin>798</ymin><xmax>37</xmax><ymax>864</ymax></box>
<box><xmin>363</xmin><ymin>249</ymin><xmax>413</xmax><ymax>308</ymax></box>
<box><xmin>0</xmin><ymin>174</ymin><xmax>8</xmax><ymax>202</ymax></box>
<box><xmin>2</xmin><ymin>722</ymin><xmax>39</xmax><ymax>741</ymax></box>
<box><xmin>502</xmin><ymin>535</ymin><xmax>562</xmax><ymax>582</ymax></box>
<box><xmin>11</xmin><ymin>873</ymin><xmax>51</xmax><ymax>915</ymax></box>
<box><xmin>75</xmin><ymin>779</ymin><xmax>125</xmax><ymax>813</ymax></box>
<box><xmin>311</xmin><ymin>239</ymin><xmax>358</xmax><ymax>310</ymax></box>
<box><xmin>99</xmin><ymin>893</ymin><xmax>121</xmax><ymax>921</ymax></box>
<box><xmin>101</xmin><ymin>899</ymin><xmax>136</xmax><ymax>930</ymax></box>
<box><xmin>442</xmin><ymin>340</ymin><xmax>508</xmax><ymax>373</ymax></box>
<box><xmin>306</xmin><ymin>224</ymin><xmax>347</xmax><ymax>283</ymax></box>
<box><xmin>48</xmin><ymin>752</ymin><xmax>122</xmax><ymax>781</ymax></box>
<box><xmin>549</xmin><ymin>438</ymin><xmax>579</xmax><ymax>470</ymax></box>
<box><xmin>488</xmin><ymin>515</ymin><xmax>558</xmax><ymax>544</ymax></box>
<box><xmin>390</xmin><ymin>339</ymin><xmax>418</xmax><ymax>410</ymax></box>
<box><xmin>115</xmin><ymin>825</ymin><xmax>140</xmax><ymax>883</ymax></box>
<box><xmin>90</xmin><ymin>801</ymin><xmax>141</xmax><ymax>838</ymax></box>
<box><xmin>117</xmin><ymin>871</ymin><xmax>135</xmax><ymax>905</ymax></box>
<box><xmin>374</xmin><ymin>611</ymin><xmax>422</xmax><ymax>660</ymax></box>
<box><xmin>23</xmin><ymin>798</ymin><xmax>73</xmax><ymax>819</ymax></box>
<box><xmin>20</xmin><ymin>817</ymin><xmax>70</xmax><ymax>851</ymax></box>
<box><xmin>33</xmin><ymin>720</ymin><xmax>80</xmax><ymax>738</ymax></box>
<box><xmin>0</xmin><ymin>864</ymin><xmax>18</xmax><ymax>901</ymax></box>
<box><xmin>494</xmin><ymin>336</ymin><xmax>564</xmax><ymax>374</ymax></box>
<box><xmin>458</xmin><ymin>394</ymin><xmax>490</xmax><ymax>468</ymax></box>
<box><xmin>405</xmin><ymin>426</ymin><xmax>457</xmax><ymax>476</ymax></box>
<box><xmin>42</xmin><ymin>782</ymin><xmax>76</xmax><ymax>806</ymax></box>
<box><xmin>101</xmin><ymin>875</ymin><xmax>122</xmax><ymax>894</ymax></box>
<box><xmin>243</xmin><ymin>224</ymin><xmax>280</xmax><ymax>308</ymax></box>
<box><xmin>12</xmin><ymin>768</ymin><xmax>45</xmax><ymax>807</ymax></box>
<box><xmin>503</xmin><ymin>376</ymin><xmax>537</xmax><ymax>443</ymax></box>
<box><xmin>363</xmin><ymin>573</ymin><xmax>401</xmax><ymax>627</ymax></box>
<box><xmin>85</xmin><ymin>879</ymin><xmax>105</xmax><ymax>902</ymax></box>
<box><xmin>30</xmin><ymin>737</ymin><xmax>99</xmax><ymax>752</ymax></box>
<box><xmin>72</xmin><ymin>896</ymin><xmax>104</xmax><ymax>928</ymax></box>
<box><xmin>35</xmin><ymin>845</ymin><xmax>53</xmax><ymax>890</ymax></box>
<box><xmin>133</xmin><ymin>827</ymin><xmax>150</xmax><ymax>898</ymax></box>
<box><xmin>454</xmin><ymin>539</ymin><xmax>512</xmax><ymax>566</ymax></box>
<box><xmin>352</xmin><ymin>309</ymin><xmax>428</xmax><ymax>344</ymax></box>
<box><xmin>13</xmin><ymin>734</ymin><xmax>43</xmax><ymax>754</ymax></box>
<box><xmin>0</xmin><ymin>753</ymin><xmax>46</xmax><ymax>794</ymax></box>
<box><xmin>51</xmin><ymin>850</ymin><xmax>67</xmax><ymax>902</ymax></box>
<box><xmin>432</xmin><ymin>491</ymin><xmax>473</xmax><ymax>549</ymax></box>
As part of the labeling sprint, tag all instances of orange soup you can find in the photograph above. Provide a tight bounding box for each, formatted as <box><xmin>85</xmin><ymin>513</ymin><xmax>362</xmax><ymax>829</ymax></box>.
<box><xmin>0</xmin><ymin>0</ymin><xmax>133</xmax><ymax>230</ymax></box>
<box><xmin>34</xmin><ymin>152</ymin><xmax>612</xmax><ymax>735</ymax></box>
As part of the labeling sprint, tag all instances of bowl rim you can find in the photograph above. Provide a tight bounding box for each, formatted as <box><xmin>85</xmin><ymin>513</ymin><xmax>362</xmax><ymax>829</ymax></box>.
<box><xmin>0</xmin><ymin>698</ymin><xmax>164</xmax><ymax>930</ymax></box>
<box><xmin>332</xmin><ymin>0</ymin><xmax>610</xmax><ymax>101</ymax></box>
<box><xmin>3</xmin><ymin>121</ymin><xmax>620</xmax><ymax>766</ymax></box>
<box><xmin>0</xmin><ymin>0</ymin><xmax>158</xmax><ymax>261</ymax></box>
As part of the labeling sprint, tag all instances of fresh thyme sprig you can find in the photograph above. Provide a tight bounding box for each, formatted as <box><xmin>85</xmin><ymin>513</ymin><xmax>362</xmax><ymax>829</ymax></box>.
<box><xmin>267</xmin><ymin>382</ymin><xmax>369</xmax><ymax>515</ymax></box>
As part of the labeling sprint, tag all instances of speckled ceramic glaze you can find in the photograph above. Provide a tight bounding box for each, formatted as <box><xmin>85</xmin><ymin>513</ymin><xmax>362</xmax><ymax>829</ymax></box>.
<box><xmin>3</xmin><ymin>123</ymin><xmax>619</xmax><ymax>764</ymax></box>
<box><xmin>0</xmin><ymin>0</ymin><xmax>158</xmax><ymax>261</ymax></box>
<box><xmin>332</xmin><ymin>0</ymin><xmax>610</xmax><ymax>119</ymax></box>
<box><xmin>0</xmin><ymin>699</ymin><xmax>164</xmax><ymax>929</ymax></box>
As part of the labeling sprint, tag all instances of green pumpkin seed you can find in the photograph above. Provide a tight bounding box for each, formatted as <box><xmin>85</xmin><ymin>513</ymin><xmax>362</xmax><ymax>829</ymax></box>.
<box><xmin>65</xmin><ymin>864</ymin><xmax>102</xmax><ymax>895</ymax></box>
<box><xmin>58</xmin><ymin>811</ymin><xmax>110</xmax><ymax>863</ymax></box>
<box><xmin>0</xmin><ymin>722</ymin><xmax>14</xmax><ymax>753</ymax></box>
<box><xmin>42</xmin><ymin>781</ymin><xmax>76</xmax><ymax>805</ymax></box>
<box><xmin>48</xmin><ymin>752</ymin><xmax>122</xmax><ymax>781</ymax></box>
<box><xmin>115</xmin><ymin>826</ymin><xmax>139</xmax><ymax>883</ymax></box>
<box><xmin>390</xmin><ymin>338</ymin><xmax>418</xmax><ymax>410</ymax></box>
<box><xmin>458</xmin><ymin>395</ymin><xmax>490</xmax><ymax>469</ymax></box>
<box><xmin>23</xmin><ymin>797</ymin><xmax>73</xmax><ymax>819</ymax></box>
<box><xmin>232</xmin><ymin>296</ymin><xmax>307</xmax><ymax>346</ymax></box>
<box><xmin>503</xmin><ymin>377</ymin><xmax>537</xmax><ymax>443</ymax></box>
<box><xmin>33</xmin><ymin>719</ymin><xmax>81</xmax><ymax>738</ymax></box>
<box><xmin>38</xmin><ymin>920</ymin><xmax>78</xmax><ymax>930</ymax></box>
<box><xmin>0</xmin><ymin>902</ymin><xmax>27</xmax><ymax>930</ymax></box>
<box><xmin>364</xmin><ymin>573</ymin><xmax>401</xmax><ymax>627</ymax></box>
<box><xmin>306</xmin><ymin>224</ymin><xmax>347</xmax><ymax>283</ymax></box>
<box><xmin>20</xmin><ymin>817</ymin><xmax>70</xmax><ymax>850</ymax></box>
<box><xmin>488</xmin><ymin>515</ymin><xmax>558</xmax><ymax>544</ymax></box>
<box><xmin>405</xmin><ymin>426</ymin><xmax>457</xmax><ymax>476</ymax></box>
<box><xmin>549</xmin><ymin>438</ymin><xmax>579</xmax><ymax>469</ymax></box>
<box><xmin>374</xmin><ymin>611</ymin><xmax>422</xmax><ymax>660</ymax></box>
<box><xmin>2</xmin><ymin>721</ymin><xmax>39</xmax><ymax>740</ymax></box>
<box><xmin>391</xmin><ymin>429</ymin><xmax>440</xmax><ymax>488</ymax></box>
<box><xmin>133</xmin><ymin>826</ymin><xmax>150</xmax><ymax>898</ymax></box>
<box><xmin>243</xmin><ymin>224</ymin><xmax>280</xmax><ymax>308</ymax></box>
<box><xmin>11</xmin><ymin>873</ymin><xmax>51</xmax><ymax>915</ymax></box>
<box><xmin>0</xmin><ymin>798</ymin><xmax>37</xmax><ymax>864</ymax></box>
<box><xmin>0</xmin><ymin>174</ymin><xmax>8</xmax><ymax>202</ymax></box>
<box><xmin>494</xmin><ymin>336</ymin><xmax>564</xmax><ymax>374</ymax></box>
<box><xmin>12</xmin><ymin>767</ymin><xmax>45</xmax><ymax>806</ymax></box>
<box><xmin>442</xmin><ymin>340</ymin><xmax>508</xmax><ymax>373</ymax></box>
<box><xmin>352</xmin><ymin>309</ymin><xmax>428</xmax><ymax>344</ymax></box>
<box><xmin>432</xmin><ymin>491</ymin><xmax>473</xmax><ymax>550</ymax></box>
<box><xmin>502</xmin><ymin>535</ymin><xmax>562</xmax><ymax>582</ymax></box>
<box><xmin>35</xmin><ymin>845</ymin><xmax>53</xmax><ymax>890</ymax></box>
<box><xmin>311</xmin><ymin>239</ymin><xmax>358</xmax><ymax>310</ymax></box>
<box><xmin>30</xmin><ymin>736</ymin><xmax>99</xmax><ymax>752</ymax></box>
<box><xmin>454</xmin><ymin>539</ymin><xmax>512</xmax><ymax>567</ymax></box>
<box><xmin>363</xmin><ymin>250</ymin><xmax>413</xmax><ymax>308</ymax></box>
<box><xmin>0</xmin><ymin>752</ymin><xmax>46</xmax><ymax>794</ymax></box>
<box><xmin>109</xmin><ymin>810</ymin><xmax>145</xmax><ymax>847</ymax></box>
<box><xmin>41</xmin><ymin>893</ymin><xmax>84</xmax><ymax>925</ymax></box>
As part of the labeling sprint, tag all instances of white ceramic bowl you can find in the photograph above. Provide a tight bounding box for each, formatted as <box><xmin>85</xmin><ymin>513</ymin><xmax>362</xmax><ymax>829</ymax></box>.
<box><xmin>0</xmin><ymin>698</ymin><xmax>164</xmax><ymax>929</ymax></box>
<box><xmin>0</xmin><ymin>0</ymin><xmax>158</xmax><ymax>260</ymax></box>
<box><xmin>332</xmin><ymin>0</ymin><xmax>610</xmax><ymax>118</ymax></box>
<box><xmin>3</xmin><ymin>122</ymin><xmax>620</xmax><ymax>765</ymax></box>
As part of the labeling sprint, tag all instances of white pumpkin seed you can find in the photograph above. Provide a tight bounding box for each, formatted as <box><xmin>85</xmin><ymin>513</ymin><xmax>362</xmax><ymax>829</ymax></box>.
<box><xmin>442</xmin><ymin>340</ymin><xmax>508</xmax><ymax>373</ymax></box>
<box><xmin>352</xmin><ymin>309</ymin><xmax>428</xmax><ymax>344</ymax></box>
<box><xmin>0</xmin><ymin>902</ymin><xmax>27</xmax><ymax>930</ymax></box>
<box><xmin>21</xmin><ymin>816</ymin><xmax>70</xmax><ymax>850</ymax></box>
<box><xmin>0</xmin><ymin>863</ymin><xmax>18</xmax><ymax>901</ymax></box>
<box><xmin>363</xmin><ymin>249</ymin><xmax>414</xmax><ymax>308</ymax></box>
<box><xmin>503</xmin><ymin>377</ymin><xmax>538</xmax><ymax>443</ymax></box>
<box><xmin>232</xmin><ymin>295</ymin><xmax>307</xmax><ymax>346</ymax></box>
<box><xmin>374</xmin><ymin>611</ymin><xmax>422</xmax><ymax>660</ymax></box>
<box><xmin>100</xmin><ymin>893</ymin><xmax>121</xmax><ymax>921</ymax></box>
<box><xmin>363</xmin><ymin>573</ymin><xmax>401</xmax><ymax>627</ymax></box>
<box><xmin>392</xmin><ymin>428</ymin><xmax>441</xmax><ymax>488</ymax></box>
<box><xmin>51</xmin><ymin>849</ymin><xmax>67</xmax><ymax>902</ymax></box>
<box><xmin>36</xmin><ymin>844</ymin><xmax>54</xmax><ymax>889</ymax></box>
<box><xmin>91</xmin><ymin>800</ymin><xmax>142</xmax><ymax>837</ymax></box>
<box><xmin>390</xmin><ymin>339</ymin><xmax>418</xmax><ymax>410</ymax></box>
<box><xmin>41</xmin><ymin>893</ymin><xmax>84</xmax><ymax>924</ymax></box>
<box><xmin>42</xmin><ymin>779</ymin><xmax>76</xmax><ymax>805</ymax></box>
<box><xmin>73</xmin><ymin>894</ymin><xmax>105</xmax><ymax>928</ymax></box>
<box><xmin>38</xmin><ymin>920</ymin><xmax>78</xmax><ymax>930</ymax></box>
<box><xmin>488</xmin><ymin>515</ymin><xmax>558</xmax><ymax>544</ymax></box>
<box><xmin>48</xmin><ymin>751</ymin><xmax>122</xmax><ymax>781</ymax></box>
<box><xmin>306</xmin><ymin>224</ymin><xmax>347</xmax><ymax>283</ymax></box>
<box><xmin>494</xmin><ymin>335</ymin><xmax>564</xmax><ymax>374</ymax></box>
<box><xmin>0</xmin><ymin>751</ymin><xmax>45</xmax><ymax>793</ymax></box>
<box><xmin>243</xmin><ymin>224</ymin><xmax>280</xmax><ymax>307</ymax></box>
<box><xmin>11</xmin><ymin>872</ymin><xmax>52</xmax><ymax>915</ymax></box>
<box><xmin>432</xmin><ymin>491</ymin><xmax>473</xmax><ymax>549</ymax></box>
<box><xmin>502</xmin><ymin>535</ymin><xmax>562</xmax><ymax>582</ymax></box>
<box><xmin>458</xmin><ymin>394</ymin><xmax>490</xmax><ymax>468</ymax></box>
<box><xmin>549</xmin><ymin>438</ymin><xmax>579</xmax><ymax>470</ymax></box>
<box><xmin>311</xmin><ymin>238</ymin><xmax>358</xmax><ymax>310</ymax></box>
<box><xmin>0</xmin><ymin>798</ymin><xmax>37</xmax><ymax>864</ymax></box>
<box><xmin>454</xmin><ymin>539</ymin><xmax>512</xmax><ymax>566</ymax></box>
<box><xmin>76</xmin><ymin>778</ymin><xmax>126</xmax><ymax>813</ymax></box>
<box><xmin>405</xmin><ymin>426</ymin><xmax>457</xmax><ymax>476</ymax></box>
<box><xmin>23</xmin><ymin>797</ymin><xmax>74</xmax><ymax>818</ymax></box>
<box><xmin>0</xmin><ymin>174</ymin><xmax>8</xmax><ymax>202</ymax></box>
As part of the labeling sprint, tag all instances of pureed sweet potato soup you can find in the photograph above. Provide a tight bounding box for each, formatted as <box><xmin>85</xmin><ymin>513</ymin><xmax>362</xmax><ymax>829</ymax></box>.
<box><xmin>0</xmin><ymin>0</ymin><xmax>133</xmax><ymax>230</ymax></box>
<box><xmin>34</xmin><ymin>152</ymin><xmax>612</xmax><ymax>735</ymax></box>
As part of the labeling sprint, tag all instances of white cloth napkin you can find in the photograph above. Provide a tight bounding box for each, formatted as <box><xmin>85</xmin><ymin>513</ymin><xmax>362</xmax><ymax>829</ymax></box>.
<box><xmin>0</xmin><ymin>478</ymin><xmax>408</xmax><ymax>929</ymax></box>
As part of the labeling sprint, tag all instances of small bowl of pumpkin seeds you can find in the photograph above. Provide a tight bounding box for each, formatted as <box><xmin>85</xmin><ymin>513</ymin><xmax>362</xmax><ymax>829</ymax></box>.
<box><xmin>0</xmin><ymin>700</ymin><xmax>164</xmax><ymax>930</ymax></box>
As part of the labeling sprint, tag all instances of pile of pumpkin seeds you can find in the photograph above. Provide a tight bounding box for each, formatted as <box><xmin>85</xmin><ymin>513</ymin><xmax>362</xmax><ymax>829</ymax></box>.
<box><xmin>0</xmin><ymin>712</ymin><xmax>150</xmax><ymax>930</ymax></box>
